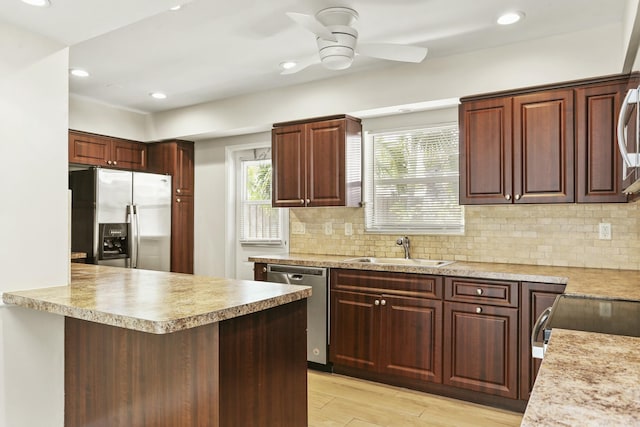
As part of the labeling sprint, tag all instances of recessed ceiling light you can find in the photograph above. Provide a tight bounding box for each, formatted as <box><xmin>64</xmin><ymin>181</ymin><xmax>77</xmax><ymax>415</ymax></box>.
<box><xmin>169</xmin><ymin>5</ymin><xmax>181</xmax><ymax>11</ymax></box>
<box><xmin>21</xmin><ymin>0</ymin><xmax>50</xmax><ymax>6</ymax></box>
<box><xmin>280</xmin><ymin>61</ymin><xmax>297</xmax><ymax>70</ymax></box>
<box><xmin>150</xmin><ymin>92</ymin><xmax>167</xmax><ymax>100</ymax></box>
<box><xmin>497</xmin><ymin>11</ymin><xmax>524</xmax><ymax>25</ymax></box>
<box><xmin>70</xmin><ymin>69</ymin><xmax>89</xmax><ymax>78</ymax></box>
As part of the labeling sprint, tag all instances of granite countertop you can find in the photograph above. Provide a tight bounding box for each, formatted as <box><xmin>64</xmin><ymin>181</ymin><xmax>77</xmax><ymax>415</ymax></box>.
<box><xmin>521</xmin><ymin>329</ymin><xmax>640</xmax><ymax>426</ymax></box>
<box><xmin>2</xmin><ymin>263</ymin><xmax>311</xmax><ymax>334</ymax></box>
<box><xmin>249</xmin><ymin>254</ymin><xmax>640</xmax><ymax>300</ymax></box>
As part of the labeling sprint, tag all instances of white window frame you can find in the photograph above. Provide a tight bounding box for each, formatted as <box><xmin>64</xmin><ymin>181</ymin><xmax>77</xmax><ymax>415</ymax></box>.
<box><xmin>236</xmin><ymin>149</ymin><xmax>287</xmax><ymax>246</ymax></box>
<box><xmin>363</xmin><ymin>123</ymin><xmax>464</xmax><ymax>235</ymax></box>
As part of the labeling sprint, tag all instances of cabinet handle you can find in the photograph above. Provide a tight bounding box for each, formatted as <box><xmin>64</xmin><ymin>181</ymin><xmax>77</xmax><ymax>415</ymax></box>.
<box><xmin>505</xmin><ymin>194</ymin><xmax>511</xmax><ymax>200</ymax></box>
<box><xmin>306</xmin><ymin>199</ymin><xmax>310</xmax><ymax>204</ymax></box>
<box><xmin>300</xmin><ymin>199</ymin><xmax>305</xmax><ymax>205</ymax></box>
<box><xmin>107</xmin><ymin>160</ymin><xmax>112</xmax><ymax>165</ymax></box>
<box><xmin>113</xmin><ymin>161</ymin><xmax>117</xmax><ymax>165</ymax></box>
<box><xmin>476</xmin><ymin>307</ymin><xmax>483</xmax><ymax>314</ymax></box>
<box><xmin>476</xmin><ymin>288</ymin><xmax>483</xmax><ymax>295</ymax></box>
<box><xmin>380</xmin><ymin>299</ymin><xmax>386</xmax><ymax>306</ymax></box>
<box><xmin>515</xmin><ymin>194</ymin><xmax>521</xmax><ymax>200</ymax></box>
<box><xmin>374</xmin><ymin>300</ymin><xmax>380</xmax><ymax>306</ymax></box>
<box><xmin>176</xmin><ymin>198</ymin><xmax>181</xmax><ymax>203</ymax></box>
<box><xmin>177</xmin><ymin>188</ymin><xmax>182</xmax><ymax>194</ymax></box>
<box><xmin>262</xmin><ymin>267</ymin><xmax>267</xmax><ymax>273</ymax></box>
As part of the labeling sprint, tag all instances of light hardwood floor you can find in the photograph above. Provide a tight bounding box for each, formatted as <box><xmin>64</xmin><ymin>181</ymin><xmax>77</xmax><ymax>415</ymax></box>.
<box><xmin>308</xmin><ymin>371</ymin><xmax>523</xmax><ymax>427</ymax></box>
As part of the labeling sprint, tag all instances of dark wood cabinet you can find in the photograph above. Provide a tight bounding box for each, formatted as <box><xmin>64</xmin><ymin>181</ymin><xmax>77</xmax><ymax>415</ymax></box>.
<box><xmin>443</xmin><ymin>277</ymin><xmax>519</xmax><ymax>399</ymax></box>
<box><xmin>148</xmin><ymin>140</ymin><xmax>195</xmax><ymax>274</ymax></box>
<box><xmin>253</xmin><ymin>263</ymin><xmax>268</xmax><ymax>281</ymax></box>
<box><xmin>460</xmin><ymin>89</ymin><xmax>573</xmax><ymax>204</ymax></box>
<box><xmin>272</xmin><ymin>115</ymin><xmax>362</xmax><ymax>208</ymax></box>
<box><xmin>460</xmin><ymin>73</ymin><xmax>639</xmax><ymax>205</ymax></box>
<box><xmin>330</xmin><ymin>269</ymin><xmax>443</xmax><ymax>383</ymax></box>
<box><xmin>519</xmin><ymin>282</ymin><xmax>565</xmax><ymax>400</ymax></box>
<box><xmin>69</xmin><ymin>130</ymin><xmax>147</xmax><ymax>171</ymax></box>
<box><xmin>576</xmin><ymin>81</ymin><xmax>628</xmax><ymax>202</ymax></box>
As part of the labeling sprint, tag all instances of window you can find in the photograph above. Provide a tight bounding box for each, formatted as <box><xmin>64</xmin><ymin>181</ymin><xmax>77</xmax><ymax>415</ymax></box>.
<box><xmin>364</xmin><ymin>123</ymin><xmax>464</xmax><ymax>234</ymax></box>
<box><xmin>238</xmin><ymin>150</ymin><xmax>285</xmax><ymax>245</ymax></box>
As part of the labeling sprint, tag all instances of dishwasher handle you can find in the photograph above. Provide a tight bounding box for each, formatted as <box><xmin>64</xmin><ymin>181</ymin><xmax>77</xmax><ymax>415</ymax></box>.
<box><xmin>287</xmin><ymin>274</ymin><xmax>304</xmax><ymax>281</ymax></box>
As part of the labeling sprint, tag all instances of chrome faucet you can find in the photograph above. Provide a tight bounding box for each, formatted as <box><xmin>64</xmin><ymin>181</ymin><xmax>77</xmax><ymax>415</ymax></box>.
<box><xmin>396</xmin><ymin>236</ymin><xmax>410</xmax><ymax>259</ymax></box>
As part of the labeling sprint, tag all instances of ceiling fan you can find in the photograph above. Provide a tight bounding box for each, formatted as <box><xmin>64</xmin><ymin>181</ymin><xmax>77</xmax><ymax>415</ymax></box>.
<box><xmin>282</xmin><ymin>6</ymin><xmax>428</xmax><ymax>74</ymax></box>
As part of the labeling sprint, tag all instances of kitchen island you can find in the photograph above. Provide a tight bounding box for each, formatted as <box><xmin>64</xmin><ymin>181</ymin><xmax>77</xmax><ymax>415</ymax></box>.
<box><xmin>2</xmin><ymin>264</ymin><xmax>311</xmax><ymax>427</ymax></box>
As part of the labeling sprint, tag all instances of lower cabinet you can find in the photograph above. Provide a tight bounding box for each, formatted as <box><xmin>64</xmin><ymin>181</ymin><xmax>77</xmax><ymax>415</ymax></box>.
<box><xmin>520</xmin><ymin>282</ymin><xmax>565</xmax><ymax>400</ymax></box>
<box><xmin>330</xmin><ymin>269</ymin><xmax>443</xmax><ymax>383</ymax></box>
<box><xmin>443</xmin><ymin>301</ymin><xmax>519</xmax><ymax>399</ymax></box>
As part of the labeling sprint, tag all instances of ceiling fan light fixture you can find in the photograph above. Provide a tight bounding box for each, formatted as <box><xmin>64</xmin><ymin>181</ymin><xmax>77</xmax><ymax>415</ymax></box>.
<box><xmin>497</xmin><ymin>11</ymin><xmax>525</xmax><ymax>25</ymax></box>
<box><xmin>321</xmin><ymin>55</ymin><xmax>353</xmax><ymax>71</ymax></box>
<box><xmin>21</xmin><ymin>0</ymin><xmax>50</xmax><ymax>7</ymax></box>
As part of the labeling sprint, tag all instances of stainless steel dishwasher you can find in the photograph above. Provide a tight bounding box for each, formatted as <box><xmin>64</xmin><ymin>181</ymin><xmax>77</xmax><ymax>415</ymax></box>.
<box><xmin>267</xmin><ymin>264</ymin><xmax>329</xmax><ymax>367</ymax></box>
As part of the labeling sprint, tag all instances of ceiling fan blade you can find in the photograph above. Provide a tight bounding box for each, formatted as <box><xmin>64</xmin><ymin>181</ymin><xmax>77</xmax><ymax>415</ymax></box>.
<box><xmin>286</xmin><ymin>12</ymin><xmax>338</xmax><ymax>42</ymax></box>
<box><xmin>357</xmin><ymin>43</ymin><xmax>428</xmax><ymax>63</ymax></box>
<box><xmin>280</xmin><ymin>55</ymin><xmax>321</xmax><ymax>75</ymax></box>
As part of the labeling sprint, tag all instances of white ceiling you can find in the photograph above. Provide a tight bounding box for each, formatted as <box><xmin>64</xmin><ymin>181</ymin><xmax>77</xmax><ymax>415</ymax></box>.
<box><xmin>0</xmin><ymin>0</ymin><xmax>628</xmax><ymax>114</ymax></box>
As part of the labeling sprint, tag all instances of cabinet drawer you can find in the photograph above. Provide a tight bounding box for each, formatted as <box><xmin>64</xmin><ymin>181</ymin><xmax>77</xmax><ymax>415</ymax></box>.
<box><xmin>445</xmin><ymin>277</ymin><xmax>518</xmax><ymax>307</ymax></box>
<box><xmin>331</xmin><ymin>269</ymin><xmax>442</xmax><ymax>299</ymax></box>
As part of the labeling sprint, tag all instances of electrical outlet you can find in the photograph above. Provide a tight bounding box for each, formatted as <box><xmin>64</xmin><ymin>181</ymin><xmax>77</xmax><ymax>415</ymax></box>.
<box><xmin>344</xmin><ymin>222</ymin><xmax>353</xmax><ymax>236</ymax></box>
<box><xmin>599</xmin><ymin>223</ymin><xmax>612</xmax><ymax>240</ymax></box>
<box><xmin>292</xmin><ymin>222</ymin><xmax>305</xmax><ymax>235</ymax></box>
<box><xmin>324</xmin><ymin>222</ymin><xmax>333</xmax><ymax>235</ymax></box>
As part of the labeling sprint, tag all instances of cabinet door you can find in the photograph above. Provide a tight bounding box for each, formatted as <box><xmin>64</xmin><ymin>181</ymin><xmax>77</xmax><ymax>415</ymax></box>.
<box><xmin>330</xmin><ymin>290</ymin><xmax>379</xmax><ymax>371</ymax></box>
<box><xmin>175</xmin><ymin>142</ymin><xmax>194</xmax><ymax>196</ymax></box>
<box><xmin>443</xmin><ymin>301</ymin><xmax>518</xmax><ymax>399</ymax></box>
<box><xmin>520</xmin><ymin>282</ymin><xmax>565</xmax><ymax>400</ymax></box>
<box><xmin>69</xmin><ymin>131</ymin><xmax>110</xmax><ymax>166</ymax></box>
<box><xmin>253</xmin><ymin>263</ymin><xmax>267</xmax><ymax>281</ymax></box>
<box><xmin>513</xmin><ymin>89</ymin><xmax>574</xmax><ymax>203</ymax></box>
<box><xmin>306</xmin><ymin>119</ymin><xmax>346</xmax><ymax>206</ymax></box>
<box><xmin>171</xmin><ymin>195</ymin><xmax>194</xmax><ymax>274</ymax></box>
<box><xmin>576</xmin><ymin>82</ymin><xmax>628</xmax><ymax>202</ymax></box>
<box><xmin>272</xmin><ymin>125</ymin><xmax>306</xmax><ymax>207</ymax></box>
<box><xmin>379</xmin><ymin>295</ymin><xmax>442</xmax><ymax>383</ymax></box>
<box><xmin>112</xmin><ymin>140</ymin><xmax>147</xmax><ymax>171</ymax></box>
<box><xmin>459</xmin><ymin>97</ymin><xmax>513</xmax><ymax>204</ymax></box>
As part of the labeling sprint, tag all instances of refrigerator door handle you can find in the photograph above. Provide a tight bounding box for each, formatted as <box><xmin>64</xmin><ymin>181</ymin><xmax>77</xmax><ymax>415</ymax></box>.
<box><xmin>133</xmin><ymin>204</ymin><xmax>141</xmax><ymax>269</ymax></box>
<box><xmin>126</xmin><ymin>204</ymin><xmax>134</xmax><ymax>269</ymax></box>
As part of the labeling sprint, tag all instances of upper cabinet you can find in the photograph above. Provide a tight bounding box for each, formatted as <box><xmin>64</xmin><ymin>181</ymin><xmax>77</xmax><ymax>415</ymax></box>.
<box><xmin>69</xmin><ymin>130</ymin><xmax>147</xmax><ymax>171</ymax></box>
<box><xmin>272</xmin><ymin>115</ymin><xmax>362</xmax><ymax>208</ymax></box>
<box><xmin>460</xmin><ymin>89</ymin><xmax>574</xmax><ymax>204</ymax></box>
<box><xmin>460</xmin><ymin>74</ymin><xmax>635</xmax><ymax>205</ymax></box>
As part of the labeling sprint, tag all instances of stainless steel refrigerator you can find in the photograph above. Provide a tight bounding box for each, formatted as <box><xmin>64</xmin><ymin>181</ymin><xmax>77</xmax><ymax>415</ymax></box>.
<box><xmin>69</xmin><ymin>167</ymin><xmax>172</xmax><ymax>272</ymax></box>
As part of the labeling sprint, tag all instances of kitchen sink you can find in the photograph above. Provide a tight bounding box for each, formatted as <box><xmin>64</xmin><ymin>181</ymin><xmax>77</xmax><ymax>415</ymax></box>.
<box><xmin>342</xmin><ymin>257</ymin><xmax>455</xmax><ymax>268</ymax></box>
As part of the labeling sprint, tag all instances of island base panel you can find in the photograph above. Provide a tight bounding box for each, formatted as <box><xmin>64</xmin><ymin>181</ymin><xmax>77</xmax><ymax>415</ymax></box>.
<box><xmin>65</xmin><ymin>299</ymin><xmax>307</xmax><ymax>427</ymax></box>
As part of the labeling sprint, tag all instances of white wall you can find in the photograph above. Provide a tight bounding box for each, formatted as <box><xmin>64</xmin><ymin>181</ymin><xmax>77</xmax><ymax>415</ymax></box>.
<box><xmin>151</xmin><ymin>24</ymin><xmax>623</xmax><ymax>141</ymax></box>
<box><xmin>69</xmin><ymin>95</ymin><xmax>151</xmax><ymax>141</ymax></box>
<box><xmin>0</xmin><ymin>22</ymin><xmax>69</xmax><ymax>427</ymax></box>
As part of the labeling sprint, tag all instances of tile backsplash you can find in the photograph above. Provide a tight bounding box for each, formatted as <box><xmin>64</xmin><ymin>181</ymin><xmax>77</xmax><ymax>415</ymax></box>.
<box><xmin>289</xmin><ymin>203</ymin><xmax>640</xmax><ymax>270</ymax></box>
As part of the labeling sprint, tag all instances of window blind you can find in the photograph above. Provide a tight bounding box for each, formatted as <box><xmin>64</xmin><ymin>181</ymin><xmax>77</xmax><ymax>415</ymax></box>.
<box><xmin>364</xmin><ymin>124</ymin><xmax>464</xmax><ymax>234</ymax></box>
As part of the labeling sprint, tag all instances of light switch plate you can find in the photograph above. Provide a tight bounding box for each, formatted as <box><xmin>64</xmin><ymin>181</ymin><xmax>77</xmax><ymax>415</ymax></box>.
<box><xmin>292</xmin><ymin>222</ymin><xmax>305</xmax><ymax>235</ymax></box>
<box><xmin>324</xmin><ymin>222</ymin><xmax>333</xmax><ymax>235</ymax></box>
<box><xmin>344</xmin><ymin>222</ymin><xmax>353</xmax><ymax>236</ymax></box>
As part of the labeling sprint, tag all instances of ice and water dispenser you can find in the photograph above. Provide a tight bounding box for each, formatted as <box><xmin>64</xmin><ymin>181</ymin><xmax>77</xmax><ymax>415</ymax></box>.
<box><xmin>98</xmin><ymin>223</ymin><xmax>129</xmax><ymax>261</ymax></box>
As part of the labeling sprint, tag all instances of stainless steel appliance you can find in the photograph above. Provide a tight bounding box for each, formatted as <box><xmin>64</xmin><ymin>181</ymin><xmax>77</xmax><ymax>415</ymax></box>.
<box><xmin>532</xmin><ymin>294</ymin><xmax>640</xmax><ymax>359</ymax></box>
<box><xmin>69</xmin><ymin>167</ymin><xmax>172</xmax><ymax>271</ymax></box>
<box><xmin>617</xmin><ymin>86</ymin><xmax>640</xmax><ymax>193</ymax></box>
<box><xmin>266</xmin><ymin>264</ymin><xmax>329</xmax><ymax>368</ymax></box>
